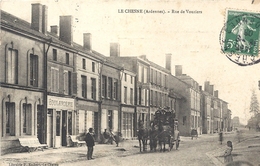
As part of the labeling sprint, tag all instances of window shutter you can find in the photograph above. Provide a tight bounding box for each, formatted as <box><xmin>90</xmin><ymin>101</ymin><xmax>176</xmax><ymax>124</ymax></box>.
<box><xmin>72</xmin><ymin>72</ymin><xmax>77</xmax><ymax>95</ymax></box>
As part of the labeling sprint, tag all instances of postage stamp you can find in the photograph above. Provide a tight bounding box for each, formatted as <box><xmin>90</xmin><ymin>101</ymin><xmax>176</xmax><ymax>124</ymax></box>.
<box><xmin>220</xmin><ymin>10</ymin><xmax>260</xmax><ymax>66</ymax></box>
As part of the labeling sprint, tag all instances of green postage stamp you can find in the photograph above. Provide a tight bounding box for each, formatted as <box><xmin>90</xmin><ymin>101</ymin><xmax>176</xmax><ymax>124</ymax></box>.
<box><xmin>220</xmin><ymin>10</ymin><xmax>260</xmax><ymax>66</ymax></box>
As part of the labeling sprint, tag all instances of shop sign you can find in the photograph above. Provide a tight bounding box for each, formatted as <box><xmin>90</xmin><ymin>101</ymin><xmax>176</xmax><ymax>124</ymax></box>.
<box><xmin>47</xmin><ymin>96</ymin><xmax>74</xmax><ymax>110</ymax></box>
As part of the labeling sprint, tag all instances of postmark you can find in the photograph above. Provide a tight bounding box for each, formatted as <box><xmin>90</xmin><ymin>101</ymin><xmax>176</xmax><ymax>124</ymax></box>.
<box><xmin>220</xmin><ymin>10</ymin><xmax>260</xmax><ymax>66</ymax></box>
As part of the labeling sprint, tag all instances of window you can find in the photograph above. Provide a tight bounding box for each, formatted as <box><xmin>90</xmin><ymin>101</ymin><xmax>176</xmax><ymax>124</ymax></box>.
<box><xmin>7</xmin><ymin>48</ymin><xmax>18</xmax><ymax>84</ymax></box>
<box><xmin>151</xmin><ymin>90</ymin><xmax>153</xmax><ymax>105</ymax></box>
<box><xmin>91</xmin><ymin>78</ymin><xmax>96</xmax><ymax>100</ymax></box>
<box><xmin>124</xmin><ymin>73</ymin><xmax>127</xmax><ymax>82</ymax></box>
<box><xmin>22</xmin><ymin>104</ymin><xmax>32</xmax><ymax>135</ymax></box>
<box><xmin>183</xmin><ymin>116</ymin><xmax>186</xmax><ymax>125</ymax></box>
<box><xmin>92</xmin><ymin>62</ymin><xmax>95</xmax><ymax>72</ymax></box>
<box><xmin>51</xmin><ymin>67</ymin><xmax>59</xmax><ymax>93</ymax></box>
<box><xmin>64</xmin><ymin>71</ymin><xmax>68</xmax><ymax>94</ymax></box>
<box><xmin>130</xmin><ymin>88</ymin><xmax>133</xmax><ymax>105</ymax></box>
<box><xmin>53</xmin><ymin>49</ymin><xmax>57</xmax><ymax>61</ymax></box>
<box><xmin>66</xmin><ymin>53</ymin><xmax>69</xmax><ymax>65</ymax></box>
<box><xmin>102</xmin><ymin>75</ymin><xmax>107</xmax><ymax>97</ymax></box>
<box><xmin>165</xmin><ymin>75</ymin><xmax>167</xmax><ymax>87</ymax></box>
<box><xmin>144</xmin><ymin>67</ymin><xmax>147</xmax><ymax>83</ymax></box>
<box><xmin>113</xmin><ymin>80</ymin><xmax>118</xmax><ymax>99</ymax></box>
<box><xmin>124</xmin><ymin>86</ymin><xmax>127</xmax><ymax>103</ymax></box>
<box><xmin>138</xmin><ymin>88</ymin><xmax>142</xmax><ymax>105</ymax></box>
<box><xmin>81</xmin><ymin>75</ymin><xmax>87</xmax><ymax>98</ymax></box>
<box><xmin>108</xmin><ymin>110</ymin><xmax>113</xmax><ymax>130</ymax></box>
<box><xmin>159</xmin><ymin>72</ymin><xmax>161</xmax><ymax>85</ymax></box>
<box><xmin>131</xmin><ymin>76</ymin><xmax>133</xmax><ymax>84</ymax></box>
<box><xmin>56</xmin><ymin>111</ymin><xmax>61</xmax><ymax>136</ymax></box>
<box><xmin>82</xmin><ymin>58</ymin><xmax>86</xmax><ymax>69</ymax></box>
<box><xmin>138</xmin><ymin>65</ymin><xmax>142</xmax><ymax>82</ymax></box>
<box><xmin>30</xmin><ymin>54</ymin><xmax>38</xmax><ymax>86</ymax></box>
<box><xmin>68</xmin><ymin>71</ymin><xmax>72</xmax><ymax>95</ymax></box>
<box><xmin>6</xmin><ymin>102</ymin><xmax>15</xmax><ymax>136</ymax></box>
<box><xmin>108</xmin><ymin>77</ymin><xmax>112</xmax><ymax>98</ymax></box>
<box><xmin>68</xmin><ymin>112</ymin><xmax>72</xmax><ymax>135</ymax></box>
<box><xmin>155</xmin><ymin>91</ymin><xmax>158</xmax><ymax>106</ymax></box>
<box><xmin>151</xmin><ymin>69</ymin><xmax>153</xmax><ymax>83</ymax></box>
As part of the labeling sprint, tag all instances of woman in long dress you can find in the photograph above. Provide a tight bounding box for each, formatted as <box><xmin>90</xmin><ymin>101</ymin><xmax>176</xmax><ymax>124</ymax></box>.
<box><xmin>224</xmin><ymin>141</ymin><xmax>233</xmax><ymax>163</ymax></box>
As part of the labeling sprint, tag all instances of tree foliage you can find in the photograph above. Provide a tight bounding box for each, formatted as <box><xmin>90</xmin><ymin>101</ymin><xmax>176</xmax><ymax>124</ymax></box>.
<box><xmin>249</xmin><ymin>89</ymin><xmax>259</xmax><ymax>116</ymax></box>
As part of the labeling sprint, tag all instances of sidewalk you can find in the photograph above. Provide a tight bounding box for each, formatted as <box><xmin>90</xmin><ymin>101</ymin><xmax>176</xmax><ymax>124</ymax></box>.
<box><xmin>0</xmin><ymin>140</ymin><xmax>140</xmax><ymax>166</ymax></box>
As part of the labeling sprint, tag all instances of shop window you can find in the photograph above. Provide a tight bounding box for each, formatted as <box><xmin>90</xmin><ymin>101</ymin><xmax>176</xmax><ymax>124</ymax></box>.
<box><xmin>30</xmin><ymin>54</ymin><xmax>38</xmax><ymax>87</ymax></box>
<box><xmin>6</xmin><ymin>48</ymin><xmax>18</xmax><ymax>84</ymax></box>
<box><xmin>22</xmin><ymin>104</ymin><xmax>32</xmax><ymax>135</ymax></box>
<box><xmin>91</xmin><ymin>78</ymin><xmax>96</xmax><ymax>100</ymax></box>
<box><xmin>6</xmin><ymin>102</ymin><xmax>15</xmax><ymax>136</ymax></box>
<box><xmin>56</xmin><ymin>111</ymin><xmax>61</xmax><ymax>136</ymax></box>
<box><xmin>51</xmin><ymin>67</ymin><xmax>59</xmax><ymax>93</ymax></box>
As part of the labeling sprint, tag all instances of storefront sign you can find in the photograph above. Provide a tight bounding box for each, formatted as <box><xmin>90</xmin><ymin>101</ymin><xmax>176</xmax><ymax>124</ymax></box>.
<box><xmin>137</xmin><ymin>108</ymin><xmax>148</xmax><ymax>113</ymax></box>
<box><xmin>122</xmin><ymin>107</ymin><xmax>135</xmax><ymax>113</ymax></box>
<box><xmin>47</xmin><ymin>96</ymin><xmax>74</xmax><ymax>110</ymax></box>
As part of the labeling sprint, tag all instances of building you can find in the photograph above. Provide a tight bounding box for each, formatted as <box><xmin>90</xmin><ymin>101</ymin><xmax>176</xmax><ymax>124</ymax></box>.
<box><xmin>0</xmin><ymin>5</ymin><xmax>49</xmax><ymax>154</ymax></box>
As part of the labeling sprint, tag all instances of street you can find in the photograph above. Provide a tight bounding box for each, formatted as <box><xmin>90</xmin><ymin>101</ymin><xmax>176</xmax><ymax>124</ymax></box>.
<box><xmin>2</xmin><ymin>128</ymin><xmax>259</xmax><ymax>166</ymax></box>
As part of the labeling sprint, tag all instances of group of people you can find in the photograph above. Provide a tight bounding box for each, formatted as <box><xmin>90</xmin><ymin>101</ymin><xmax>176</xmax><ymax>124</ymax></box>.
<box><xmin>84</xmin><ymin>127</ymin><xmax>119</xmax><ymax>160</ymax></box>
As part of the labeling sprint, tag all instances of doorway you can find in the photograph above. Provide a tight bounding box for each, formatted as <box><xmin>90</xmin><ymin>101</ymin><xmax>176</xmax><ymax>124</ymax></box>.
<box><xmin>37</xmin><ymin>105</ymin><xmax>44</xmax><ymax>144</ymax></box>
<box><xmin>62</xmin><ymin>110</ymin><xmax>67</xmax><ymax>146</ymax></box>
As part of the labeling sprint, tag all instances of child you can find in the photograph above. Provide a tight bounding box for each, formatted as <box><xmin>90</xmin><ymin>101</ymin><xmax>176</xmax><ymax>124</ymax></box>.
<box><xmin>224</xmin><ymin>141</ymin><xmax>233</xmax><ymax>163</ymax></box>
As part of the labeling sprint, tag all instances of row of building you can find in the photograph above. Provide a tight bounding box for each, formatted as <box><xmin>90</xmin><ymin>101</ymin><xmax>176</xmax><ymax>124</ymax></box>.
<box><xmin>0</xmin><ymin>3</ymin><xmax>232</xmax><ymax>155</ymax></box>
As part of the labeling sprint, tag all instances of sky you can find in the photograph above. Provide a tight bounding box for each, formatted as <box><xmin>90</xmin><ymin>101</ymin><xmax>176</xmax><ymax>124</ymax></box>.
<box><xmin>1</xmin><ymin>0</ymin><xmax>260</xmax><ymax>124</ymax></box>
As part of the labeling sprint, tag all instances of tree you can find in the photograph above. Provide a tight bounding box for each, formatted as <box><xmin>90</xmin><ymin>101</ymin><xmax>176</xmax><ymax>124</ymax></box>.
<box><xmin>250</xmin><ymin>89</ymin><xmax>259</xmax><ymax>117</ymax></box>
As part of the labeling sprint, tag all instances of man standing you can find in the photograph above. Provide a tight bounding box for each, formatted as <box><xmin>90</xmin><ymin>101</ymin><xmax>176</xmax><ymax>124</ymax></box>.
<box><xmin>85</xmin><ymin>128</ymin><xmax>95</xmax><ymax>160</ymax></box>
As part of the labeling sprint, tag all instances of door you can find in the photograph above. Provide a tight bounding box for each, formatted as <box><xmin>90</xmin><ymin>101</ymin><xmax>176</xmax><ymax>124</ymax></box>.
<box><xmin>62</xmin><ymin>110</ymin><xmax>67</xmax><ymax>146</ymax></box>
<box><xmin>47</xmin><ymin>109</ymin><xmax>53</xmax><ymax>147</ymax></box>
<box><xmin>37</xmin><ymin>105</ymin><xmax>44</xmax><ymax>144</ymax></box>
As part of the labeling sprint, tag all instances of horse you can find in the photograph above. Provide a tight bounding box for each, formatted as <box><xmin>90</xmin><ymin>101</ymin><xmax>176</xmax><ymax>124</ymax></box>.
<box><xmin>157</xmin><ymin>125</ymin><xmax>173</xmax><ymax>152</ymax></box>
<box><xmin>137</xmin><ymin>121</ymin><xmax>149</xmax><ymax>152</ymax></box>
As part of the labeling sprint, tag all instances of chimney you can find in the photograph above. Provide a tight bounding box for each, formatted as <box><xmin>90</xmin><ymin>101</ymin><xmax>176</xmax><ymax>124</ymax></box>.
<box><xmin>214</xmin><ymin>90</ymin><xmax>218</xmax><ymax>98</ymax></box>
<box><xmin>31</xmin><ymin>4</ymin><xmax>43</xmax><ymax>32</ymax></box>
<box><xmin>31</xmin><ymin>4</ymin><xmax>47</xmax><ymax>34</ymax></box>
<box><xmin>204</xmin><ymin>81</ymin><xmax>210</xmax><ymax>93</ymax></box>
<box><xmin>42</xmin><ymin>5</ymin><xmax>48</xmax><ymax>34</ymax></box>
<box><xmin>110</xmin><ymin>43</ymin><xmax>120</xmax><ymax>57</ymax></box>
<box><xmin>139</xmin><ymin>55</ymin><xmax>146</xmax><ymax>60</ymax></box>
<box><xmin>50</xmin><ymin>25</ymin><xmax>58</xmax><ymax>35</ymax></box>
<box><xmin>175</xmin><ymin>65</ymin><xmax>182</xmax><ymax>76</ymax></box>
<box><xmin>165</xmin><ymin>53</ymin><xmax>172</xmax><ymax>73</ymax></box>
<box><xmin>60</xmin><ymin>16</ymin><xmax>73</xmax><ymax>45</ymax></box>
<box><xmin>83</xmin><ymin>33</ymin><xmax>92</xmax><ymax>50</ymax></box>
<box><xmin>209</xmin><ymin>85</ymin><xmax>214</xmax><ymax>95</ymax></box>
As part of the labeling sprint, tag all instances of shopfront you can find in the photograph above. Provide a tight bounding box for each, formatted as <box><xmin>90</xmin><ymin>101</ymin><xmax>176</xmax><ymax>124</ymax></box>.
<box><xmin>121</xmin><ymin>107</ymin><xmax>135</xmax><ymax>139</ymax></box>
<box><xmin>47</xmin><ymin>96</ymin><xmax>75</xmax><ymax>148</ymax></box>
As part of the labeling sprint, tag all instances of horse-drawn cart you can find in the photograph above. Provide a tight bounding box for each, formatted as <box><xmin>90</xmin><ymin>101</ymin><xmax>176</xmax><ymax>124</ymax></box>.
<box><xmin>137</xmin><ymin>107</ymin><xmax>180</xmax><ymax>152</ymax></box>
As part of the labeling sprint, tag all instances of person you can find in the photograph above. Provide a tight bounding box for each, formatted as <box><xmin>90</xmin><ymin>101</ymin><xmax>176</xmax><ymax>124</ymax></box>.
<box><xmin>174</xmin><ymin>126</ymin><xmax>180</xmax><ymax>150</ymax></box>
<box><xmin>219</xmin><ymin>130</ymin><xmax>223</xmax><ymax>145</ymax></box>
<box><xmin>108</xmin><ymin>128</ymin><xmax>116</xmax><ymax>145</ymax></box>
<box><xmin>191</xmin><ymin>129</ymin><xmax>198</xmax><ymax>140</ymax></box>
<box><xmin>223</xmin><ymin>141</ymin><xmax>233</xmax><ymax>163</ymax></box>
<box><xmin>85</xmin><ymin>128</ymin><xmax>95</xmax><ymax>160</ymax></box>
<box><xmin>236</xmin><ymin>130</ymin><xmax>241</xmax><ymax>143</ymax></box>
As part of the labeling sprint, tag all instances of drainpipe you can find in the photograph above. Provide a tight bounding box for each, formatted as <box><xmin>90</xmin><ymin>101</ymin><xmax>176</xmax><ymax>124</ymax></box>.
<box><xmin>98</xmin><ymin>59</ymin><xmax>106</xmax><ymax>142</ymax></box>
<box><xmin>43</xmin><ymin>37</ymin><xmax>52</xmax><ymax>144</ymax></box>
<box><xmin>118</xmin><ymin>68</ymin><xmax>124</xmax><ymax>136</ymax></box>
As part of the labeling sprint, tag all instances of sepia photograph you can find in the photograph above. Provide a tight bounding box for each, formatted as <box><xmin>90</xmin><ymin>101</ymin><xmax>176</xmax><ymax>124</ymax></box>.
<box><xmin>0</xmin><ymin>0</ymin><xmax>260</xmax><ymax>165</ymax></box>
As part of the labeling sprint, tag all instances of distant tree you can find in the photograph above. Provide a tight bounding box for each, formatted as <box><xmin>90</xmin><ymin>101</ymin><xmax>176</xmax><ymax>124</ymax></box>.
<box><xmin>250</xmin><ymin>89</ymin><xmax>259</xmax><ymax>117</ymax></box>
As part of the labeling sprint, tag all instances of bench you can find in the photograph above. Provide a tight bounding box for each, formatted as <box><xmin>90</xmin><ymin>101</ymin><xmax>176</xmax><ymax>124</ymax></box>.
<box><xmin>19</xmin><ymin>137</ymin><xmax>48</xmax><ymax>153</ymax></box>
<box><xmin>68</xmin><ymin>135</ymin><xmax>86</xmax><ymax>147</ymax></box>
